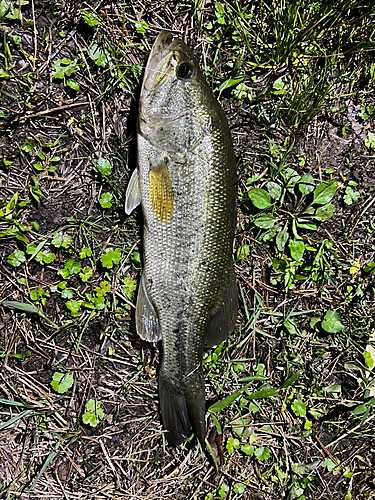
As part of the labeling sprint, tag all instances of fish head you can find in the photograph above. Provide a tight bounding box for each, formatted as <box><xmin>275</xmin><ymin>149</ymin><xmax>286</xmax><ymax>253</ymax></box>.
<box><xmin>139</xmin><ymin>31</ymin><xmax>207</xmax><ymax>138</ymax></box>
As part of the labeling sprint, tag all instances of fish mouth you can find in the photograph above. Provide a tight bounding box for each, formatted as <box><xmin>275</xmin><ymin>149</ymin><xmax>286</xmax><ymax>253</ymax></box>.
<box><xmin>139</xmin><ymin>31</ymin><xmax>195</xmax><ymax>136</ymax></box>
<box><xmin>142</xmin><ymin>31</ymin><xmax>175</xmax><ymax>92</ymax></box>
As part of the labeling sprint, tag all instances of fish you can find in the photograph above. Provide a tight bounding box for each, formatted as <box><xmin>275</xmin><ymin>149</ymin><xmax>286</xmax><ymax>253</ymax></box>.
<box><xmin>125</xmin><ymin>30</ymin><xmax>238</xmax><ymax>446</ymax></box>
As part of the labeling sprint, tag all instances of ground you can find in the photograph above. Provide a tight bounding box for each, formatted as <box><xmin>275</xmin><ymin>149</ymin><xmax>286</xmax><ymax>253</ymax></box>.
<box><xmin>0</xmin><ymin>1</ymin><xmax>375</xmax><ymax>499</ymax></box>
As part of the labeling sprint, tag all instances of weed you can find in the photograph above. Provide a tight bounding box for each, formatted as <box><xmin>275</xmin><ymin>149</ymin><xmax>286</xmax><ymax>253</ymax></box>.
<box><xmin>100</xmin><ymin>248</ymin><xmax>122</xmax><ymax>269</ymax></box>
<box><xmin>82</xmin><ymin>399</ymin><xmax>104</xmax><ymax>427</ymax></box>
<box><xmin>99</xmin><ymin>192</ymin><xmax>113</xmax><ymax>209</ymax></box>
<box><xmin>242</xmin><ymin>141</ymin><xmax>338</xmax><ymax>289</ymax></box>
<box><xmin>51</xmin><ymin>372</ymin><xmax>74</xmax><ymax>394</ymax></box>
<box><xmin>52</xmin><ymin>57</ymin><xmax>80</xmax><ymax>90</ymax></box>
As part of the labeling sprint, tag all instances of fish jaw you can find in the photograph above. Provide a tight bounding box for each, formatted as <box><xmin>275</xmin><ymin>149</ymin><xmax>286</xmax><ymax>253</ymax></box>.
<box><xmin>139</xmin><ymin>31</ymin><xmax>204</xmax><ymax>139</ymax></box>
<box><xmin>142</xmin><ymin>31</ymin><xmax>174</xmax><ymax>93</ymax></box>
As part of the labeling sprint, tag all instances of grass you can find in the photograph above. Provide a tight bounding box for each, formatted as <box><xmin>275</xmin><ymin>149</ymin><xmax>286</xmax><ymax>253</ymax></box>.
<box><xmin>0</xmin><ymin>0</ymin><xmax>374</xmax><ymax>499</ymax></box>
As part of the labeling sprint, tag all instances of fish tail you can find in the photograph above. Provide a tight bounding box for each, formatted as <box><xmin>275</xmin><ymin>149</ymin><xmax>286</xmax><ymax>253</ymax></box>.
<box><xmin>159</xmin><ymin>371</ymin><xmax>205</xmax><ymax>446</ymax></box>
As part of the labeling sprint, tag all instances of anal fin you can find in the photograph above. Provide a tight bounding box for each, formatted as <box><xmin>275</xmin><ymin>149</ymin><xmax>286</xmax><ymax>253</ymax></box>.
<box><xmin>136</xmin><ymin>274</ymin><xmax>161</xmax><ymax>342</ymax></box>
<box><xmin>205</xmin><ymin>267</ymin><xmax>238</xmax><ymax>346</ymax></box>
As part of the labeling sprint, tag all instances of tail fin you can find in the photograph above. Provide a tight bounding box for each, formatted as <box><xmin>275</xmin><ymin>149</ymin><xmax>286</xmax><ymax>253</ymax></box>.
<box><xmin>159</xmin><ymin>372</ymin><xmax>205</xmax><ymax>446</ymax></box>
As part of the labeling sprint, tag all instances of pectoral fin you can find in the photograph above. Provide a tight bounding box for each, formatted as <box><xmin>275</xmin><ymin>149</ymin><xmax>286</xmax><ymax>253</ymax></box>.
<box><xmin>125</xmin><ymin>169</ymin><xmax>141</xmax><ymax>215</ymax></box>
<box><xmin>136</xmin><ymin>274</ymin><xmax>161</xmax><ymax>342</ymax></box>
<box><xmin>149</xmin><ymin>160</ymin><xmax>173</xmax><ymax>223</ymax></box>
<box><xmin>205</xmin><ymin>268</ymin><xmax>238</xmax><ymax>346</ymax></box>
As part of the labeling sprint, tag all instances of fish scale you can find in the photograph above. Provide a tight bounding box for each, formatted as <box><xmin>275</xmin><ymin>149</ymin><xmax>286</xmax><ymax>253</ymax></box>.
<box><xmin>125</xmin><ymin>30</ymin><xmax>238</xmax><ymax>445</ymax></box>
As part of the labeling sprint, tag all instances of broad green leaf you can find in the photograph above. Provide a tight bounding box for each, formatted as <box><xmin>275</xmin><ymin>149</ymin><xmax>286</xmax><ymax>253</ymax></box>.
<box><xmin>219</xmin><ymin>75</ymin><xmax>245</xmax><ymax>92</ymax></box>
<box><xmin>26</xmin><ymin>240</ymin><xmax>46</xmax><ymax>258</ymax></box>
<box><xmin>121</xmin><ymin>277</ymin><xmax>137</xmax><ymax>299</ymax></box>
<box><xmin>248</xmin><ymin>188</ymin><xmax>272</xmax><ymax>209</ymax></box>
<box><xmin>94</xmin><ymin>157</ymin><xmax>112</xmax><ymax>176</ymax></box>
<box><xmin>30</xmin><ymin>285</ymin><xmax>48</xmax><ymax>301</ymax></box>
<box><xmin>364</xmin><ymin>350</ymin><xmax>374</xmax><ymax>369</ymax></box>
<box><xmin>233</xmin><ymin>483</ymin><xmax>245</xmax><ymax>495</ymax></box>
<box><xmin>325</xmin><ymin>384</ymin><xmax>341</xmax><ymax>394</ymax></box>
<box><xmin>51</xmin><ymin>372</ymin><xmax>74</xmax><ymax>394</ymax></box>
<box><xmin>5</xmin><ymin>4</ymin><xmax>22</xmax><ymax>19</ymax></box>
<box><xmin>282</xmin><ymin>168</ymin><xmax>300</xmax><ymax>190</ymax></box>
<box><xmin>298</xmin><ymin>173</ymin><xmax>315</xmax><ymax>196</ymax></box>
<box><xmin>232</xmin><ymin>417</ymin><xmax>252</xmax><ymax>438</ymax></box>
<box><xmin>291</xmin><ymin>399</ymin><xmax>306</xmax><ymax>417</ymax></box>
<box><xmin>61</xmin><ymin>289</ymin><xmax>73</xmax><ymax>299</ymax></box>
<box><xmin>7</xmin><ymin>249</ymin><xmax>26</xmax><ymax>267</ymax></box>
<box><xmin>312</xmin><ymin>180</ymin><xmax>337</xmax><ymax>205</ymax></box>
<box><xmin>21</xmin><ymin>138</ymin><xmax>34</xmax><ymax>153</ymax></box>
<box><xmin>66</xmin><ymin>260</ymin><xmax>81</xmax><ymax>274</ymax></box>
<box><xmin>240</xmin><ymin>444</ymin><xmax>254</xmax><ymax>456</ymax></box>
<box><xmin>254</xmin><ymin>213</ymin><xmax>275</xmax><ymax>229</ymax></box>
<box><xmin>66</xmin><ymin>300</ymin><xmax>82</xmax><ymax>316</ymax></box>
<box><xmin>321</xmin><ymin>310</ymin><xmax>344</xmax><ymax>333</ymax></box>
<box><xmin>1</xmin><ymin>301</ymin><xmax>39</xmax><ymax>314</ymax></box>
<box><xmin>276</xmin><ymin>229</ymin><xmax>289</xmax><ymax>251</ymax></box>
<box><xmin>322</xmin><ymin>458</ymin><xmax>338</xmax><ymax>472</ymax></box>
<box><xmin>309</xmin><ymin>408</ymin><xmax>325</xmax><ymax>419</ymax></box>
<box><xmin>99</xmin><ymin>192</ymin><xmax>113</xmax><ymax>208</ymax></box>
<box><xmin>87</xmin><ymin>43</ymin><xmax>111</xmax><ymax>67</ymax></box>
<box><xmin>218</xmin><ymin>484</ymin><xmax>229</xmax><ymax>499</ymax></box>
<box><xmin>288</xmin><ymin>238</ymin><xmax>305</xmax><ymax>261</ymax></box>
<box><xmin>273</xmin><ymin>78</ymin><xmax>286</xmax><ymax>95</ymax></box>
<box><xmin>52</xmin><ymin>233</ymin><xmax>72</xmax><ymax>249</ymax></box>
<box><xmin>79</xmin><ymin>247</ymin><xmax>92</xmax><ymax>259</ymax></box>
<box><xmin>246</xmin><ymin>388</ymin><xmax>279</xmax><ymax>399</ymax></box>
<box><xmin>208</xmin><ymin>382</ymin><xmax>252</xmax><ymax>413</ymax></box>
<box><xmin>79</xmin><ymin>266</ymin><xmax>93</xmax><ymax>282</ymax></box>
<box><xmin>314</xmin><ymin>203</ymin><xmax>335</xmax><ymax>222</ymax></box>
<box><xmin>267</xmin><ymin>181</ymin><xmax>282</xmax><ymax>200</ymax></box>
<box><xmin>364</xmin><ymin>261</ymin><xmax>375</xmax><ymax>274</ymax></box>
<box><xmin>246</xmin><ymin>175</ymin><xmax>259</xmax><ymax>185</ymax></box>
<box><xmin>343</xmin><ymin>186</ymin><xmax>360</xmax><ymax>205</ymax></box>
<box><xmin>262</xmin><ymin>225</ymin><xmax>278</xmax><ymax>242</ymax></box>
<box><xmin>352</xmin><ymin>403</ymin><xmax>367</xmax><ymax>415</ymax></box>
<box><xmin>236</xmin><ymin>245</ymin><xmax>250</xmax><ymax>261</ymax></box>
<box><xmin>35</xmin><ymin>250</ymin><xmax>55</xmax><ymax>264</ymax></box>
<box><xmin>82</xmin><ymin>399</ymin><xmax>104</xmax><ymax>427</ymax></box>
<box><xmin>82</xmin><ymin>9</ymin><xmax>100</xmax><ymax>26</ymax></box>
<box><xmin>365</xmin><ymin>132</ymin><xmax>375</xmax><ymax>149</ymax></box>
<box><xmin>134</xmin><ymin>19</ymin><xmax>148</xmax><ymax>34</ymax></box>
<box><xmin>94</xmin><ymin>281</ymin><xmax>110</xmax><ymax>297</ymax></box>
<box><xmin>66</xmin><ymin>78</ymin><xmax>79</xmax><ymax>90</ymax></box>
<box><xmin>100</xmin><ymin>248</ymin><xmax>121</xmax><ymax>269</ymax></box>
<box><xmin>254</xmin><ymin>446</ymin><xmax>270</xmax><ymax>461</ymax></box>
<box><xmin>0</xmin><ymin>0</ymin><xmax>11</xmax><ymax>20</ymax></box>
<box><xmin>52</xmin><ymin>58</ymin><xmax>78</xmax><ymax>79</ymax></box>
<box><xmin>284</xmin><ymin>320</ymin><xmax>297</xmax><ymax>335</ymax></box>
<box><xmin>226</xmin><ymin>437</ymin><xmax>240</xmax><ymax>454</ymax></box>
<box><xmin>132</xmin><ymin>251</ymin><xmax>141</xmax><ymax>267</ymax></box>
<box><xmin>282</xmin><ymin>371</ymin><xmax>302</xmax><ymax>388</ymax></box>
<box><xmin>296</xmin><ymin>220</ymin><xmax>317</xmax><ymax>231</ymax></box>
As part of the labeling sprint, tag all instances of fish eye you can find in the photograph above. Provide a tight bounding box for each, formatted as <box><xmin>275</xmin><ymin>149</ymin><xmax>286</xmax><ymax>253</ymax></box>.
<box><xmin>177</xmin><ymin>62</ymin><xmax>195</xmax><ymax>80</ymax></box>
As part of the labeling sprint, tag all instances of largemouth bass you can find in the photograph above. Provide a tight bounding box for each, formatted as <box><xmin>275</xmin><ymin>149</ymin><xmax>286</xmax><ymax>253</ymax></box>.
<box><xmin>125</xmin><ymin>31</ymin><xmax>238</xmax><ymax>445</ymax></box>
